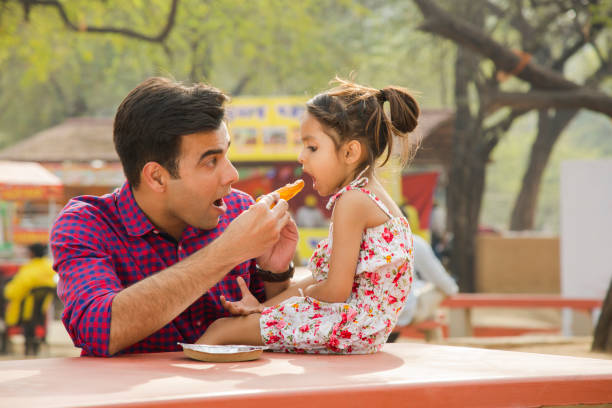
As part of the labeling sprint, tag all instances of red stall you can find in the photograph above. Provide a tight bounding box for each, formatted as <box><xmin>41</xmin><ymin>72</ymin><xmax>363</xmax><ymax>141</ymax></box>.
<box><xmin>0</xmin><ymin>161</ymin><xmax>63</xmax><ymax>278</ymax></box>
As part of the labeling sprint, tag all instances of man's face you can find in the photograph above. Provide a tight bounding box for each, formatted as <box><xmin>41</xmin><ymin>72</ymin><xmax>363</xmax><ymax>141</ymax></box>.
<box><xmin>164</xmin><ymin>122</ymin><xmax>239</xmax><ymax>233</ymax></box>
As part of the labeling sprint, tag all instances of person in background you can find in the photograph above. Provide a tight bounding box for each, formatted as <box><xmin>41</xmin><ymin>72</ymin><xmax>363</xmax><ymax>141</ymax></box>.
<box><xmin>3</xmin><ymin>243</ymin><xmax>57</xmax><ymax>330</ymax></box>
<box><xmin>396</xmin><ymin>234</ymin><xmax>458</xmax><ymax>328</ymax></box>
<box><xmin>429</xmin><ymin>201</ymin><xmax>448</xmax><ymax>260</ymax></box>
<box><xmin>296</xmin><ymin>194</ymin><xmax>328</xmax><ymax>228</ymax></box>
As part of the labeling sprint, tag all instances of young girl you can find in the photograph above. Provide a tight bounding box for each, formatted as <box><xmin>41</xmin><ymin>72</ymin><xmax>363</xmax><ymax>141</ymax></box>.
<box><xmin>199</xmin><ymin>78</ymin><xmax>419</xmax><ymax>354</ymax></box>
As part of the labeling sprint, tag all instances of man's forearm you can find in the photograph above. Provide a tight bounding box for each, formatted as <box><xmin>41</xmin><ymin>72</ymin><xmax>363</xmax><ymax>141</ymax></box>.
<box><xmin>108</xmin><ymin>238</ymin><xmax>241</xmax><ymax>355</ymax></box>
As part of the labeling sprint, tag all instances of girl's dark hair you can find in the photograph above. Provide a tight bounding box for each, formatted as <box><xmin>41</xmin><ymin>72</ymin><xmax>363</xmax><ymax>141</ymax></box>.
<box><xmin>306</xmin><ymin>78</ymin><xmax>419</xmax><ymax>174</ymax></box>
<box><xmin>113</xmin><ymin>77</ymin><xmax>229</xmax><ymax>188</ymax></box>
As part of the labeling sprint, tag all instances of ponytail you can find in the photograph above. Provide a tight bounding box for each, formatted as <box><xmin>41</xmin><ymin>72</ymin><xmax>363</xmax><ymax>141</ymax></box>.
<box><xmin>380</xmin><ymin>87</ymin><xmax>419</xmax><ymax>134</ymax></box>
<box><xmin>377</xmin><ymin>86</ymin><xmax>420</xmax><ymax>166</ymax></box>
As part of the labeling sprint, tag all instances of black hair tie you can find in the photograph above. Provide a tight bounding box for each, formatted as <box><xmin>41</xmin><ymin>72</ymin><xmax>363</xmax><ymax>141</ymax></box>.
<box><xmin>377</xmin><ymin>89</ymin><xmax>387</xmax><ymax>103</ymax></box>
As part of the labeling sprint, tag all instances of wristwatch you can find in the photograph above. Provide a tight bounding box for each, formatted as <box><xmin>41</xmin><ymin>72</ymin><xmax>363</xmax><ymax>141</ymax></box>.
<box><xmin>255</xmin><ymin>261</ymin><xmax>295</xmax><ymax>282</ymax></box>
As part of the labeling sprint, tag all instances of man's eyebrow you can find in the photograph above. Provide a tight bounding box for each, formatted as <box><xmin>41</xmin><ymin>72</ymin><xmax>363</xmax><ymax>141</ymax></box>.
<box><xmin>197</xmin><ymin>141</ymin><xmax>231</xmax><ymax>163</ymax></box>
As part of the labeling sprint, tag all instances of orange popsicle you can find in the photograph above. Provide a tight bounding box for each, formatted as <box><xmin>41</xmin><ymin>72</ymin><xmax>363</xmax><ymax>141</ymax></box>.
<box><xmin>256</xmin><ymin>179</ymin><xmax>304</xmax><ymax>207</ymax></box>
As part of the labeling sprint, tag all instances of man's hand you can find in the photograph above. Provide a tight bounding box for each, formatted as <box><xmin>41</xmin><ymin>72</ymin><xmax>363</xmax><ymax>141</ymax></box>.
<box><xmin>256</xmin><ymin>216</ymin><xmax>298</xmax><ymax>273</ymax></box>
<box><xmin>220</xmin><ymin>276</ymin><xmax>264</xmax><ymax>315</ymax></box>
<box><xmin>219</xmin><ymin>192</ymin><xmax>292</xmax><ymax>266</ymax></box>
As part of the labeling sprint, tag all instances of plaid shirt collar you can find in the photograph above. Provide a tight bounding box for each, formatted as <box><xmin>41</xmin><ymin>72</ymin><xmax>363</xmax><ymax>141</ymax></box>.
<box><xmin>116</xmin><ymin>182</ymin><xmax>201</xmax><ymax>241</ymax></box>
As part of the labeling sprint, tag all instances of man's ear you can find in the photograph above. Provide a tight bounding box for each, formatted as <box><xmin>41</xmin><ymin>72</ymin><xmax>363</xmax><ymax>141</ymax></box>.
<box><xmin>343</xmin><ymin>140</ymin><xmax>363</xmax><ymax>165</ymax></box>
<box><xmin>140</xmin><ymin>162</ymin><xmax>167</xmax><ymax>193</ymax></box>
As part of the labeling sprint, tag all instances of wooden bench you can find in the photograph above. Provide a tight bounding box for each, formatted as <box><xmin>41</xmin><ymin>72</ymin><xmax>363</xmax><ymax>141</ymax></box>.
<box><xmin>391</xmin><ymin>294</ymin><xmax>603</xmax><ymax>340</ymax></box>
<box><xmin>392</xmin><ymin>319</ymin><xmax>447</xmax><ymax>341</ymax></box>
<box><xmin>1</xmin><ymin>343</ymin><xmax>611</xmax><ymax>407</ymax></box>
<box><xmin>441</xmin><ymin>293</ymin><xmax>603</xmax><ymax>337</ymax></box>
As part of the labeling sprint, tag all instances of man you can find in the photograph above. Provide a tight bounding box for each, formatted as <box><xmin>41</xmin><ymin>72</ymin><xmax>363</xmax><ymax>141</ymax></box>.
<box><xmin>295</xmin><ymin>194</ymin><xmax>327</xmax><ymax>228</ymax></box>
<box><xmin>50</xmin><ymin>77</ymin><xmax>297</xmax><ymax>356</ymax></box>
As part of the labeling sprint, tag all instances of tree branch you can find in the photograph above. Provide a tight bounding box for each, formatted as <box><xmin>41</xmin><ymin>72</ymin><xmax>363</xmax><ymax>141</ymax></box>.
<box><xmin>231</xmin><ymin>73</ymin><xmax>252</xmax><ymax>96</ymax></box>
<box><xmin>414</xmin><ymin>0</ymin><xmax>580</xmax><ymax>90</ymax></box>
<box><xmin>552</xmin><ymin>20</ymin><xmax>606</xmax><ymax>71</ymax></box>
<box><xmin>414</xmin><ymin>0</ymin><xmax>612</xmax><ymax>118</ymax></box>
<box><xmin>19</xmin><ymin>0</ymin><xmax>179</xmax><ymax>43</ymax></box>
<box><xmin>489</xmin><ymin>90</ymin><xmax>612</xmax><ymax>116</ymax></box>
<box><xmin>482</xmin><ymin>108</ymin><xmax>529</xmax><ymax>156</ymax></box>
<box><xmin>504</xmin><ymin>1</ymin><xmax>538</xmax><ymax>51</ymax></box>
<box><xmin>586</xmin><ymin>56</ymin><xmax>612</xmax><ymax>88</ymax></box>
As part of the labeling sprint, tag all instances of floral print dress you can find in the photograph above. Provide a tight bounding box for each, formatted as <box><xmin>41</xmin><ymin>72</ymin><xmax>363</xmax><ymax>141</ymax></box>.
<box><xmin>259</xmin><ymin>177</ymin><xmax>414</xmax><ymax>354</ymax></box>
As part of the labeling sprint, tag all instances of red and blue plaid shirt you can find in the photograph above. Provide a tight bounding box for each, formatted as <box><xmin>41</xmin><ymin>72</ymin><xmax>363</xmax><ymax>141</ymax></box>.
<box><xmin>50</xmin><ymin>182</ymin><xmax>265</xmax><ymax>356</ymax></box>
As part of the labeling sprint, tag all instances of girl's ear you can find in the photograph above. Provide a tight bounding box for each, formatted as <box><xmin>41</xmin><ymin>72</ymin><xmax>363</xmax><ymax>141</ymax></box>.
<box><xmin>343</xmin><ymin>140</ymin><xmax>363</xmax><ymax>165</ymax></box>
<box><xmin>140</xmin><ymin>162</ymin><xmax>167</xmax><ymax>193</ymax></box>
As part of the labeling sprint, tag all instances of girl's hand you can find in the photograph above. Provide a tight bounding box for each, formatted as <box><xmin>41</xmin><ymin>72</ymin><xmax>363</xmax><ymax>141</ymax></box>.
<box><xmin>220</xmin><ymin>276</ymin><xmax>264</xmax><ymax>316</ymax></box>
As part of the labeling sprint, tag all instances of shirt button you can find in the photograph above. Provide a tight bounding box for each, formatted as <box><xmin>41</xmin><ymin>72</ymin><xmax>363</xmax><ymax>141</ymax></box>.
<box><xmin>178</xmin><ymin>244</ymin><xmax>183</xmax><ymax>251</ymax></box>
<box><xmin>153</xmin><ymin>230</ymin><xmax>159</xmax><ymax>234</ymax></box>
<box><xmin>196</xmin><ymin>320</ymin><xmax>202</xmax><ymax>327</ymax></box>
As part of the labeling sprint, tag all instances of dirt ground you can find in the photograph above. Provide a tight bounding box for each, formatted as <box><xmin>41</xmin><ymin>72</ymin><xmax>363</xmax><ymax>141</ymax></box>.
<box><xmin>2</xmin><ymin>306</ymin><xmax>611</xmax><ymax>361</ymax></box>
<box><xmin>416</xmin><ymin>335</ymin><xmax>612</xmax><ymax>360</ymax></box>
<box><xmin>433</xmin><ymin>306</ymin><xmax>612</xmax><ymax>360</ymax></box>
<box><xmin>392</xmin><ymin>304</ymin><xmax>609</xmax><ymax>360</ymax></box>
<box><xmin>500</xmin><ymin>338</ymin><xmax>612</xmax><ymax>360</ymax></box>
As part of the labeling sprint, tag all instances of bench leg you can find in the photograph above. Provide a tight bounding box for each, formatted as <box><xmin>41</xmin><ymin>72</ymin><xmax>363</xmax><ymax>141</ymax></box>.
<box><xmin>449</xmin><ymin>308</ymin><xmax>472</xmax><ymax>337</ymax></box>
<box><xmin>0</xmin><ymin>319</ymin><xmax>6</xmax><ymax>354</ymax></box>
<box><xmin>424</xmin><ymin>327</ymin><xmax>443</xmax><ymax>342</ymax></box>
<box><xmin>561</xmin><ymin>308</ymin><xmax>573</xmax><ymax>336</ymax></box>
<box><xmin>591</xmin><ymin>308</ymin><xmax>601</xmax><ymax>330</ymax></box>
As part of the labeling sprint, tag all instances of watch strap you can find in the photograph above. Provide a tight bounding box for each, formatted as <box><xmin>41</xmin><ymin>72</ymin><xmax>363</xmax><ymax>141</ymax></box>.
<box><xmin>255</xmin><ymin>261</ymin><xmax>295</xmax><ymax>282</ymax></box>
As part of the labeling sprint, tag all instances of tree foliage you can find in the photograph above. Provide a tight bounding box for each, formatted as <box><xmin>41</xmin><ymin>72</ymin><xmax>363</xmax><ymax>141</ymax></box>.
<box><xmin>0</xmin><ymin>0</ymin><xmax>455</xmax><ymax>145</ymax></box>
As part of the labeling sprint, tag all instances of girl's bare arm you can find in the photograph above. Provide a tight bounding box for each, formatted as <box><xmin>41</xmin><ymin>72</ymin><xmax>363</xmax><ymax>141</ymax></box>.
<box><xmin>302</xmin><ymin>191</ymin><xmax>372</xmax><ymax>303</ymax></box>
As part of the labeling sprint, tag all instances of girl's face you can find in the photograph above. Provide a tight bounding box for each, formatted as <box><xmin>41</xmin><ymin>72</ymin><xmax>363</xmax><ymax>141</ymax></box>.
<box><xmin>298</xmin><ymin>112</ymin><xmax>353</xmax><ymax>196</ymax></box>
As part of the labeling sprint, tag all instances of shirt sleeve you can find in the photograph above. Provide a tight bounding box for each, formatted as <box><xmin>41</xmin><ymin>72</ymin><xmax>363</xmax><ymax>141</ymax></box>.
<box><xmin>50</xmin><ymin>204</ymin><xmax>123</xmax><ymax>357</ymax></box>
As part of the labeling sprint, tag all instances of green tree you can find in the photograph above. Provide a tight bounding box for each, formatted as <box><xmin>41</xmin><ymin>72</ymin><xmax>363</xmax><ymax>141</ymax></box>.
<box><xmin>413</xmin><ymin>0</ymin><xmax>612</xmax><ymax>352</ymax></box>
<box><xmin>412</xmin><ymin>0</ymin><xmax>612</xmax><ymax>292</ymax></box>
<box><xmin>0</xmin><ymin>0</ymin><xmax>453</xmax><ymax>146</ymax></box>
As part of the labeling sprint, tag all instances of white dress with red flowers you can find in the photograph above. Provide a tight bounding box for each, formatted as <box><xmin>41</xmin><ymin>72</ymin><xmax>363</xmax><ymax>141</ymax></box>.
<box><xmin>259</xmin><ymin>177</ymin><xmax>414</xmax><ymax>354</ymax></box>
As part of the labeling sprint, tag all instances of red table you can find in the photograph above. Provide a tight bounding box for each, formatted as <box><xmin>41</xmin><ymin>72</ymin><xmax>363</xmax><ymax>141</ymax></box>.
<box><xmin>0</xmin><ymin>343</ymin><xmax>611</xmax><ymax>407</ymax></box>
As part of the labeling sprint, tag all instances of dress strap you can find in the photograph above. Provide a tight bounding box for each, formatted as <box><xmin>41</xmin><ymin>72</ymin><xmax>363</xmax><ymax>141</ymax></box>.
<box><xmin>326</xmin><ymin>167</ymin><xmax>369</xmax><ymax>210</ymax></box>
<box><xmin>325</xmin><ymin>168</ymin><xmax>394</xmax><ymax>219</ymax></box>
<box><xmin>363</xmin><ymin>189</ymin><xmax>395</xmax><ymax>219</ymax></box>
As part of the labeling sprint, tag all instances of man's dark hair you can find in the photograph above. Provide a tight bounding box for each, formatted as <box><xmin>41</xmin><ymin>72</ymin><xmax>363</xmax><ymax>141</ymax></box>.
<box><xmin>113</xmin><ymin>77</ymin><xmax>229</xmax><ymax>188</ymax></box>
<box><xmin>28</xmin><ymin>243</ymin><xmax>47</xmax><ymax>258</ymax></box>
